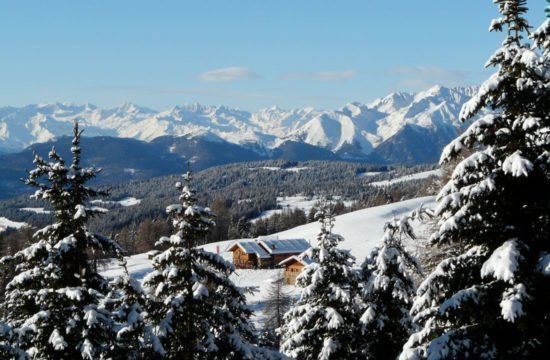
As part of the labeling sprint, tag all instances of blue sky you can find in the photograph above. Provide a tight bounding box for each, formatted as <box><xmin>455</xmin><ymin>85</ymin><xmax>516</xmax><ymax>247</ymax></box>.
<box><xmin>0</xmin><ymin>0</ymin><xmax>548</xmax><ymax>111</ymax></box>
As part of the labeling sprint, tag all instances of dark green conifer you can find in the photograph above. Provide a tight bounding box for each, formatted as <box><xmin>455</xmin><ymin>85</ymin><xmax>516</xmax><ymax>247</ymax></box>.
<box><xmin>401</xmin><ymin>2</ymin><xmax>550</xmax><ymax>358</ymax></box>
<box><xmin>0</xmin><ymin>121</ymin><xmax>122</xmax><ymax>359</ymax></box>
<box><xmin>144</xmin><ymin>166</ymin><xmax>268</xmax><ymax>359</ymax></box>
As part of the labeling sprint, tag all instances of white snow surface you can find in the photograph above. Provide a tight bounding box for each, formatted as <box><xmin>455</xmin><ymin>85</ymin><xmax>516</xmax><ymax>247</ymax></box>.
<box><xmin>19</xmin><ymin>207</ymin><xmax>52</xmax><ymax>214</ymax></box>
<box><xmin>252</xmin><ymin>194</ymin><xmax>354</xmax><ymax>222</ymax></box>
<box><xmin>90</xmin><ymin>197</ymin><xmax>141</xmax><ymax>207</ymax></box>
<box><xmin>100</xmin><ymin>196</ymin><xmax>434</xmax><ymax>324</ymax></box>
<box><xmin>357</xmin><ymin>171</ymin><xmax>391</xmax><ymax>177</ymax></box>
<box><xmin>248</xmin><ymin>166</ymin><xmax>310</xmax><ymax>173</ymax></box>
<box><xmin>368</xmin><ymin>169</ymin><xmax>442</xmax><ymax>187</ymax></box>
<box><xmin>117</xmin><ymin>197</ymin><xmax>141</xmax><ymax>207</ymax></box>
<box><xmin>274</xmin><ymin>196</ymin><xmax>434</xmax><ymax>261</ymax></box>
<box><xmin>0</xmin><ymin>217</ymin><xmax>28</xmax><ymax>234</ymax></box>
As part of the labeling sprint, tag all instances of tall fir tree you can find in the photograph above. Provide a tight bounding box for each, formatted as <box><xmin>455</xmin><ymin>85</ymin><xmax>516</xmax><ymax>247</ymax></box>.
<box><xmin>279</xmin><ymin>201</ymin><xmax>359</xmax><ymax>360</ymax></box>
<box><xmin>143</xmin><ymin>166</ymin><xmax>268</xmax><ymax>359</ymax></box>
<box><xmin>401</xmin><ymin>1</ymin><xmax>550</xmax><ymax>359</ymax></box>
<box><xmin>0</xmin><ymin>121</ymin><xmax>123</xmax><ymax>359</ymax></box>
<box><xmin>357</xmin><ymin>214</ymin><xmax>421</xmax><ymax>360</ymax></box>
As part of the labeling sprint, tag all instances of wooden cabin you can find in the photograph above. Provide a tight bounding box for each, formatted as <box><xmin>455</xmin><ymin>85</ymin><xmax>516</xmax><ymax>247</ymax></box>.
<box><xmin>227</xmin><ymin>241</ymin><xmax>272</xmax><ymax>269</ymax></box>
<box><xmin>279</xmin><ymin>254</ymin><xmax>314</xmax><ymax>285</ymax></box>
<box><xmin>227</xmin><ymin>237</ymin><xmax>311</xmax><ymax>269</ymax></box>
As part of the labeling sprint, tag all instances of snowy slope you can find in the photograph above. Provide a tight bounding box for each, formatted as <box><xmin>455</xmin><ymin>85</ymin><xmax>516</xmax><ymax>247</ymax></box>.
<box><xmin>101</xmin><ymin>196</ymin><xmax>435</xmax><ymax>279</ymax></box>
<box><xmin>272</xmin><ymin>195</ymin><xmax>434</xmax><ymax>261</ymax></box>
<box><xmin>0</xmin><ymin>86</ymin><xmax>477</xmax><ymax>162</ymax></box>
<box><xmin>0</xmin><ymin>217</ymin><xmax>27</xmax><ymax>234</ymax></box>
<box><xmin>100</xmin><ymin>196</ymin><xmax>435</xmax><ymax>323</ymax></box>
<box><xmin>368</xmin><ymin>169</ymin><xmax>442</xmax><ymax>187</ymax></box>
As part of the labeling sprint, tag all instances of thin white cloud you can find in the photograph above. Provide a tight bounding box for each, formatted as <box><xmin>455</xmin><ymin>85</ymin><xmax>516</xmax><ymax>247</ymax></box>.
<box><xmin>282</xmin><ymin>70</ymin><xmax>357</xmax><ymax>81</ymax></box>
<box><xmin>198</xmin><ymin>67</ymin><xmax>259</xmax><ymax>82</ymax></box>
<box><xmin>386</xmin><ymin>65</ymin><xmax>468</xmax><ymax>90</ymax></box>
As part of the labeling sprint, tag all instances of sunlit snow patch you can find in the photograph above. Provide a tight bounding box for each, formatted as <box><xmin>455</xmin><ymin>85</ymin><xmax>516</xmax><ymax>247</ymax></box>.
<box><xmin>357</xmin><ymin>171</ymin><xmax>388</xmax><ymax>177</ymax></box>
<box><xmin>368</xmin><ymin>169</ymin><xmax>441</xmax><ymax>187</ymax></box>
<box><xmin>0</xmin><ymin>217</ymin><xmax>28</xmax><ymax>234</ymax></box>
<box><xmin>117</xmin><ymin>197</ymin><xmax>141</xmax><ymax>206</ymax></box>
<box><xmin>249</xmin><ymin>166</ymin><xmax>310</xmax><ymax>172</ymax></box>
<box><xmin>90</xmin><ymin>197</ymin><xmax>141</xmax><ymax>207</ymax></box>
<box><xmin>19</xmin><ymin>207</ymin><xmax>52</xmax><ymax>214</ymax></box>
<box><xmin>252</xmin><ymin>194</ymin><xmax>354</xmax><ymax>222</ymax></box>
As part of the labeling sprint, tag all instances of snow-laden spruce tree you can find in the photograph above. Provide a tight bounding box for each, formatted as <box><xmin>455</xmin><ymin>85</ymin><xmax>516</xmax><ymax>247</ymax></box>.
<box><xmin>105</xmin><ymin>256</ymin><xmax>164</xmax><ymax>360</ymax></box>
<box><xmin>280</xmin><ymin>201</ymin><xmax>359</xmax><ymax>360</ymax></box>
<box><xmin>357</xmin><ymin>215</ymin><xmax>422</xmax><ymax>359</ymax></box>
<box><xmin>0</xmin><ymin>121</ymin><xmax>123</xmax><ymax>359</ymax></box>
<box><xmin>143</xmin><ymin>167</ymin><xmax>267</xmax><ymax>360</ymax></box>
<box><xmin>401</xmin><ymin>1</ymin><xmax>550</xmax><ymax>359</ymax></box>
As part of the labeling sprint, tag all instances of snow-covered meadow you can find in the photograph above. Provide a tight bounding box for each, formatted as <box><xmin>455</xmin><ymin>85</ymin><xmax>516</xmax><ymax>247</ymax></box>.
<box><xmin>251</xmin><ymin>194</ymin><xmax>355</xmax><ymax>222</ymax></box>
<box><xmin>101</xmin><ymin>196</ymin><xmax>434</xmax><ymax>325</ymax></box>
<box><xmin>367</xmin><ymin>169</ymin><xmax>441</xmax><ymax>187</ymax></box>
<box><xmin>0</xmin><ymin>217</ymin><xmax>27</xmax><ymax>234</ymax></box>
<box><xmin>90</xmin><ymin>197</ymin><xmax>142</xmax><ymax>207</ymax></box>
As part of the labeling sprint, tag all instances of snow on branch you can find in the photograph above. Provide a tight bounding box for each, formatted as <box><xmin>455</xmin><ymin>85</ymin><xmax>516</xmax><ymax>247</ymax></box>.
<box><xmin>502</xmin><ymin>151</ymin><xmax>533</xmax><ymax>177</ymax></box>
<box><xmin>481</xmin><ymin>239</ymin><xmax>522</xmax><ymax>283</ymax></box>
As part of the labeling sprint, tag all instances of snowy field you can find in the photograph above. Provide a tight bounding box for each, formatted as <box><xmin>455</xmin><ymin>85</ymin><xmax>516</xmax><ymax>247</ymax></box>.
<box><xmin>252</xmin><ymin>195</ymin><xmax>354</xmax><ymax>222</ymax></box>
<box><xmin>368</xmin><ymin>169</ymin><xmax>441</xmax><ymax>187</ymax></box>
<box><xmin>90</xmin><ymin>197</ymin><xmax>142</xmax><ymax>207</ymax></box>
<box><xmin>100</xmin><ymin>196</ymin><xmax>435</xmax><ymax>325</ymax></box>
<box><xmin>19</xmin><ymin>207</ymin><xmax>52</xmax><ymax>214</ymax></box>
<box><xmin>357</xmin><ymin>170</ymin><xmax>391</xmax><ymax>177</ymax></box>
<box><xmin>248</xmin><ymin>166</ymin><xmax>310</xmax><ymax>173</ymax></box>
<box><xmin>0</xmin><ymin>217</ymin><xmax>28</xmax><ymax>234</ymax></box>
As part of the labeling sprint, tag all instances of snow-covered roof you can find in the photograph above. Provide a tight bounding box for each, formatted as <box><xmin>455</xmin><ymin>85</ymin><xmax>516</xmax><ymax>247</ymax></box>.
<box><xmin>278</xmin><ymin>253</ymin><xmax>314</xmax><ymax>267</ymax></box>
<box><xmin>258</xmin><ymin>238</ymin><xmax>311</xmax><ymax>255</ymax></box>
<box><xmin>228</xmin><ymin>241</ymin><xmax>271</xmax><ymax>259</ymax></box>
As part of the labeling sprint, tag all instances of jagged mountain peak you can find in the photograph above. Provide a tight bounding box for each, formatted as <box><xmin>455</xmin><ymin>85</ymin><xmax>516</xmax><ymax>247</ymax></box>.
<box><xmin>369</xmin><ymin>91</ymin><xmax>415</xmax><ymax>113</ymax></box>
<box><xmin>113</xmin><ymin>102</ymin><xmax>155</xmax><ymax>114</ymax></box>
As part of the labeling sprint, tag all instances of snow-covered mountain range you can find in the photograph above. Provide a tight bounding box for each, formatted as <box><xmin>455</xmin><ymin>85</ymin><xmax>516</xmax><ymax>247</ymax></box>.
<box><xmin>0</xmin><ymin>85</ymin><xmax>479</xmax><ymax>163</ymax></box>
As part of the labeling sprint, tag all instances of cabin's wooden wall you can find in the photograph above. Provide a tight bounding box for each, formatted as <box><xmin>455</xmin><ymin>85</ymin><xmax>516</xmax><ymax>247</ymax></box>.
<box><xmin>284</xmin><ymin>262</ymin><xmax>305</xmax><ymax>285</ymax></box>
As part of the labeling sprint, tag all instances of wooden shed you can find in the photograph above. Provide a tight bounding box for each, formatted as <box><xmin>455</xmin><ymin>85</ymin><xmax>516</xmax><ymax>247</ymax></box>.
<box><xmin>279</xmin><ymin>254</ymin><xmax>314</xmax><ymax>285</ymax></box>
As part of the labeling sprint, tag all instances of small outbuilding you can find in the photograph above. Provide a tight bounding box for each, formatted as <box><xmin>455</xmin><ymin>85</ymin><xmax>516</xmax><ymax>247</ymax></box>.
<box><xmin>278</xmin><ymin>253</ymin><xmax>314</xmax><ymax>285</ymax></box>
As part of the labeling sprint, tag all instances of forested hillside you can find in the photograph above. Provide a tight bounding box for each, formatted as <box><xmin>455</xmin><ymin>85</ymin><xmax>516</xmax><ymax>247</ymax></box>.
<box><xmin>0</xmin><ymin>160</ymin><xmax>438</xmax><ymax>255</ymax></box>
